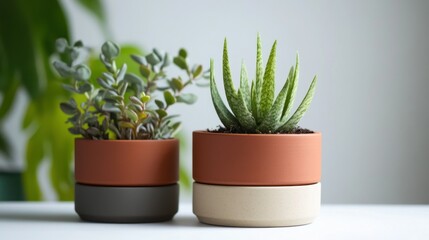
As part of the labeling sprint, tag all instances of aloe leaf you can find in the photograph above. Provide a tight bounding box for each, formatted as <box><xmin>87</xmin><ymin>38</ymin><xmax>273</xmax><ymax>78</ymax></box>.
<box><xmin>222</xmin><ymin>40</ymin><xmax>256</xmax><ymax>130</ymax></box>
<box><xmin>259</xmin><ymin>40</ymin><xmax>277</xmax><ymax>121</ymax></box>
<box><xmin>222</xmin><ymin>38</ymin><xmax>237</xmax><ymax>107</ymax></box>
<box><xmin>279</xmin><ymin>75</ymin><xmax>317</xmax><ymax>132</ymax></box>
<box><xmin>235</xmin><ymin>89</ymin><xmax>257</xmax><ymax>130</ymax></box>
<box><xmin>257</xmin><ymin>77</ymin><xmax>290</xmax><ymax>133</ymax></box>
<box><xmin>239</xmin><ymin>61</ymin><xmax>251</xmax><ymax>110</ymax></box>
<box><xmin>253</xmin><ymin>34</ymin><xmax>263</xmax><ymax>120</ymax></box>
<box><xmin>281</xmin><ymin>54</ymin><xmax>300</xmax><ymax>123</ymax></box>
<box><xmin>210</xmin><ymin>59</ymin><xmax>238</xmax><ymax>129</ymax></box>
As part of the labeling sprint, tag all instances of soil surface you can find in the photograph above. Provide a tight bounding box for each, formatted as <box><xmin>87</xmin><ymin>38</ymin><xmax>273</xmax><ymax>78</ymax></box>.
<box><xmin>207</xmin><ymin>126</ymin><xmax>315</xmax><ymax>134</ymax></box>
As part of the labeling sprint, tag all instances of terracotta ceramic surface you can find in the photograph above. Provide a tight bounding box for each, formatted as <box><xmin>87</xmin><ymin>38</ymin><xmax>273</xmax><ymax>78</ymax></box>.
<box><xmin>193</xmin><ymin>182</ymin><xmax>321</xmax><ymax>227</ymax></box>
<box><xmin>193</xmin><ymin>131</ymin><xmax>321</xmax><ymax>186</ymax></box>
<box><xmin>75</xmin><ymin>139</ymin><xmax>178</xmax><ymax>186</ymax></box>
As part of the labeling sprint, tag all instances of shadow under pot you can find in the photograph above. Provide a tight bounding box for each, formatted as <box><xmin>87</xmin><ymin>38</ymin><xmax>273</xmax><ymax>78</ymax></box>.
<box><xmin>192</xmin><ymin>131</ymin><xmax>322</xmax><ymax>227</ymax></box>
<box><xmin>74</xmin><ymin>139</ymin><xmax>179</xmax><ymax>223</ymax></box>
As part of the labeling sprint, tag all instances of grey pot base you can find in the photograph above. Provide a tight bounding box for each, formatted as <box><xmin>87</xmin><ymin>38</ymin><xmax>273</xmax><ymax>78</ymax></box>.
<box><xmin>75</xmin><ymin>183</ymin><xmax>179</xmax><ymax>223</ymax></box>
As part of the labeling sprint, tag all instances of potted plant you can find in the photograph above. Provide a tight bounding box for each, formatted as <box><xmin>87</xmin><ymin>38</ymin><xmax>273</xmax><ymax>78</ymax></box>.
<box><xmin>52</xmin><ymin>39</ymin><xmax>207</xmax><ymax>222</ymax></box>
<box><xmin>193</xmin><ymin>35</ymin><xmax>320</xmax><ymax>227</ymax></box>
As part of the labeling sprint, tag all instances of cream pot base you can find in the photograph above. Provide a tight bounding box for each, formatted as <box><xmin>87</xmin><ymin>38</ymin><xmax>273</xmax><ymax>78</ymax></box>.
<box><xmin>193</xmin><ymin>182</ymin><xmax>321</xmax><ymax>227</ymax></box>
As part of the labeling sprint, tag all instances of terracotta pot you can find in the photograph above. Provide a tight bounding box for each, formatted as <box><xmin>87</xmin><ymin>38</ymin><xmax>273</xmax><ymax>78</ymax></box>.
<box><xmin>75</xmin><ymin>139</ymin><xmax>179</xmax><ymax>186</ymax></box>
<box><xmin>192</xmin><ymin>130</ymin><xmax>322</xmax><ymax>227</ymax></box>
<box><xmin>193</xmin><ymin>131</ymin><xmax>321</xmax><ymax>186</ymax></box>
<box><xmin>74</xmin><ymin>138</ymin><xmax>179</xmax><ymax>223</ymax></box>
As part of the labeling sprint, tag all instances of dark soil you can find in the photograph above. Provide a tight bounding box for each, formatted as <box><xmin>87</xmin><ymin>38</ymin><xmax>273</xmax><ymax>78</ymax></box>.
<box><xmin>207</xmin><ymin>126</ymin><xmax>315</xmax><ymax>134</ymax></box>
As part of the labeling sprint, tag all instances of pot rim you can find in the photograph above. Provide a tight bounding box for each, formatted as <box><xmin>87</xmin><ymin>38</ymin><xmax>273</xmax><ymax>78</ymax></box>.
<box><xmin>193</xmin><ymin>130</ymin><xmax>321</xmax><ymax>137</ymax></box>
<box><xmin>74</xmin><ymin>138</ymin><xmax>178</xmax><ymax>143</ymax></box>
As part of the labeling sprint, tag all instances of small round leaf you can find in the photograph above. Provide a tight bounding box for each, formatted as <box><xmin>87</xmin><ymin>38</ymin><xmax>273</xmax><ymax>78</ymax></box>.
<box><xmin>164</xmin><ymin>91</ymin><xmax>176</xmax><ymax>106</ymax></box>
<box><xmin>74</xmin><ymin>65</ymin><xmax>91</xmax><ymax>81</ymax></box>
<box><xmin>101</xmin><ymin>41</ymin><xmax>120</xmax><ymax>60</ymax></box>
<box><xmin>55</xmin><ymin>38</ymin><xmax>68</xmax><ymax>53</ymax></box>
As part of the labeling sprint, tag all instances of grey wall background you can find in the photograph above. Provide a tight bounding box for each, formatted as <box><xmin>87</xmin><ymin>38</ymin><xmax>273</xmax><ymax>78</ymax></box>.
<box><xmin>2</xmin><ymin>0</ymin><xmax>429</xmax><ymax>203</ymax></box>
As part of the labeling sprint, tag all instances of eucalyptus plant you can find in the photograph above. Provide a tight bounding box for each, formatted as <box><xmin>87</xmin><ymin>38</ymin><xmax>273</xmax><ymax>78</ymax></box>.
<box><xmin>53</xmin><ymin>38</ymin><xmax>207</xmax><ymax>140</ymax></box>
<box><xmin>210</xmin><ymin>35</ymin><xmax>317</xmax><ymax>133</ymax></box>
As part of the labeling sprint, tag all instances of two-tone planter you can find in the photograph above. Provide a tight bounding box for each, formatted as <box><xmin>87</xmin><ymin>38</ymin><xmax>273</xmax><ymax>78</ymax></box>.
<box><xmin>74</xmin><ymin>139</ymin><xmax>179</xmax><ymax>223</ymax></box>
<box><xmin>193</xmin><ymin>131</ymin><xmax>322</xmax><ymax>227</ymax></box>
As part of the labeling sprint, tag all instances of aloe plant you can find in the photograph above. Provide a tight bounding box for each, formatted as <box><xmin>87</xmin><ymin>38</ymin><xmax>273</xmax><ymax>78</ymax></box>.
<box><xmin>210</xmin><ymin>35</ymin><xmax>317</xmax><ymax>133</ymax></box>
<box><xmin>53</xmin><ymin>39</ymin><xmax>208</xmax><ymax>140</ymax></box>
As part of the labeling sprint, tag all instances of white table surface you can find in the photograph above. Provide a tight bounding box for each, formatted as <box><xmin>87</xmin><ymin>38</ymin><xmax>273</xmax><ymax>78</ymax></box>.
<box><xmin>0</xmin><ymin>203</ymin><xmax>428</xmax><ymax>240</ymax></box>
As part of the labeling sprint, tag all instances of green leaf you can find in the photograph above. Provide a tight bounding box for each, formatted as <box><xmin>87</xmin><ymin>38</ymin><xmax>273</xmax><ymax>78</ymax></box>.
<box><xmin>78</xmin><ymin>83</ymin><xmax>93</xmax><ymax>93</ymax></box>
<box><xmin>109</xmin><ymin>124</ymin><xmax>121</xmax><ymax>138</ymax></box>
<box><xmin>239</xmin><ymin>61</ymin><xmax>251</xmax><ymax>110</ymax></box>
<box><xmin>145</xmin><ymin>52</ymin><xmax>161</xmax><ymax>65</ymax></box>
<box><xmin>176</xmin><ymin>93</ymin><xmax>197</xmax><ymax>104</ymax></box>
<box><xmin>97</xmin><ymin>78</ymin><xmax>112</xmax><ymax>89</ymax></box>
<box><xmin>156</xmin><ymin>109</ymin><xmax>168</xmax><ymax>118</ymax></box>
<box><xmin>0</xmin><ymin>0</ymin><xmax>45</xmax><ymax>99</ymax></box>
<box><xmin>117</xmin><ymin>63</ymin><xmax>127</xmax><ymax>82</ymax></box>
<box><xmin>193</xmin><ymin>65</ymin><xmax>203</xmax><ymax>78</ymax></box>
<box><xmin>0</xmin><ymin>130</ymin><xmax>11</xmax><ymax>159</ymax></box>
<box><xmin>259</xmin><ymin>40</ymin><xmax>277</xmax><ymax>121</ymax></box>
<box><xmin>281</xmin><ymin>54</ymin><xmax>300</xmax><ymax>122</ymax></box>
<box><xmin>55</xmin><ymin>38</ymin><xmax>68</xmax><ymax>53</ymax></box>
<box><xmin>280</xmin><ymin>76</ymin><xmax>317</xmax><ymax>132</ymax></box>
<box><xmin>118</xmin><ymin>121</ymin><xmax>134</xmax><ymax>129</ymax></box>
<box><xmin>86</xmin><ymin>127</ymin><xmax>100</xmax><ymax>136</ymax></box>
<box><xmin>61</xmin><ymin>84</ymin><xmax>79</xmax><ymax>93</ymax></box>
<box><xmin>164</xmin><ymin>90</ymin><xmax>176</xmax><ymax>106</ymax></box>
<box><xmin>60</xmin><ymin>102</ymin><xmax>77</xmax><ymax>115</ymax></box>
<box><xmin>101</xmin><ymin>41</ymin><xmax>120</xmax><ymax>60</ymax></box>
<box><xmin>75</xmin><ymin>0</ymin><xmax>106</xmax><ymax>26</ymax></box>
<box><xmin>153</xmin><ymin>48</ymin><xmax>163</xmax><ymax>61</ymax></box>
<box><xmin>139</xmin><ymin>65</ymin><xmax>151</xmax><ymax>79</ymax></box>
<box><xmin>130</xmin><ymin>96</ymin><xmax>143</xmax><ymax>105</ymax></box>
<box><xmin>102</xmin><ymin>72</ymin><xmax>115</xmax><ymax>84</ymax></box>
<box><xmin>161</xmin><ymin>53</ymin><xmax>171</xmax><ymax>69</ymax></box>
<box><xmin>171</xmin><ymin>78</ymin><xmax>184</xmax><ymax>91</ymax></box>
<box><xmin>68</xmin><ymin>127</ymin><xmax>81</xmax><ymax>135</ymax></box>
<box><xmin>53</xmin><ymin>61</ymin><xmax>72</xmax><ymax>78</ymax></box>
<box><xmin>124</xmin><ymin>73</ymin><xmax>144</xmax><ymax>93</ymax></box>
<box><xmin>179</xmin><ymin>48</ymin><xmax>187</xmax><ymax>58</ymax></box>
<box><xmin>130</xmin><ymin>54</ymin><xmax>146</xmax><ymax>65</ymax></box>
<box><xmin>102</xmin><ymin>102</ymin><xmax>121</xmax><ymax>113</ymax></box>
<box><xmin>209</xmin><ymin>59</ymin><xmax>239</xmax><ymax>129</ymax></box>
<box><xmin>141</xmin><ymin>95</ymin><xmax>150</xmax><ymax>103</ymax></box>
<box><xmin>23</xmin><ymin>129</ymin><xmax>44</xmax><ymax>200</ymax></box>
<box><xmin>118</xmin><ymin>81</ymin><xmax>128</xmax><ymax>96</ymax></box>
<box><xmin>22</xmin><ymin>101</ymin><xmax>36</xmax><ymax>130</ymax></box>
<box><xmin>74</xmin><ymin>64</ymin><xmax>91</xmax><ymax>81</ymax></box>
<box><xmin>0</xmin><ymin>78</ymin><xmax>19</xmax><ymax>119</ymax></box>
<box><xmin>222</xmin><ymin>38</ymin><xmax>237</xmax><ymax>108</ymax></box>
<box><xmin>74</xmin><ymin>40</ymin><xmax>84</xmax><ymax>47</ymax></box>
<box><xmin>125</xmin><ymin>109</ymin><xmax>138</xmax><ymax>122</ymax></box>
<box><xmin>173</xmin><ymin>56</ymin><xmax>188</xmax><ymax>70</ymax></box>
<box><xmin>196</xmin><ymin>82</ymin><xmax>210</xmax><ymax>87</ymax></box>
<box><xmin>257</xmin><ymin>76</ymin><xmax>290</xmax><ymax>133</ymax></box>
<box><xmin>253</xmin><ymin>33</ymin><xmax>264</xmax><ymax>120</ymax></box>
<box><xmin>155</xmin><ymin>100</ymin><xmax>165</xmax><ymax>109</ymax></box>
<box><xmin>223</xmin><ymin>40</ymin><xmax>256</xmax><ymax>130</ymax></box>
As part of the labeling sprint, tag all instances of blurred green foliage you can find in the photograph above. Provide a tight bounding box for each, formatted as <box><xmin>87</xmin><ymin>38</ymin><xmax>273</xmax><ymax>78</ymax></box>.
<box><xmin>0</xmin><ymin>0</ymin><xmax>106</xmax><ymax>200</ymax></box>
<box><xmin>0</xmin><ymin>0</ymin><xmax>192</xmax><ymax>200</ymax></box>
